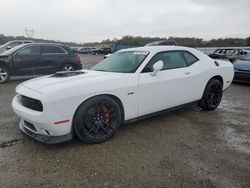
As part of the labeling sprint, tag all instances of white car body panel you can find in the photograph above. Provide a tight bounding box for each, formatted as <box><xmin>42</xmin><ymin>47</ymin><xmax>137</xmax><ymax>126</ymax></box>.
<box><xmin>12</xmin><ymin>46</ymin><xmax>234</xmax><ymax>141</ymax></box>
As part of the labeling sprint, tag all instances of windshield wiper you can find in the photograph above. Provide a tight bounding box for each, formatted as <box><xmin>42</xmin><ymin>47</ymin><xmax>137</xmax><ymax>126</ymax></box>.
<box><xmin>93</xmin><ymin>69</ymin><xmax>107</xmax><ymax>72</ymax></box>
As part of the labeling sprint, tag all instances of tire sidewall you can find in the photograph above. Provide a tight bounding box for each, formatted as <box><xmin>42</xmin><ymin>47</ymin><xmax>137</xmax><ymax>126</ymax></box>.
<box><xmin>202</xmin><ymin>79</ymin><xmax>223</xmax><ymax>110</ymax></box>
<box><xmin>74</xmin><ymin>96</ymin><xmax>122</xmax><ymax>143</ymax></box>
<box><xmin>61</xmin><ymin>63</ymin><xmax>75</xmax><ymax>71</ymax></box>
<box><xmin>0</xmin><ymin>66</ymin><xmax>10</xmax><ymax>84</ymax></box>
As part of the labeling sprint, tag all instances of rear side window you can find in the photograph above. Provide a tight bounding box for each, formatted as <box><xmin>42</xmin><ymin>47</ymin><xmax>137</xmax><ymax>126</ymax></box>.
<box><xmin>182</xmin><ymin>51</ymin><xmax>199</xmax><ymax>66</ymax></box>
<box><xmin>142</xmin><ymin>51</ymin><xmax>186</xmax><ymax>72</ymax></box>
<box><xmin>41</xmin><ymin>46</ymin><xmax>66</xmax><ymax>54</ymax></box>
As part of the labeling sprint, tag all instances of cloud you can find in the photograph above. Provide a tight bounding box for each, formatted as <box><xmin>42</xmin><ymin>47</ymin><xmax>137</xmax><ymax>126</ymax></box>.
<box><xmin>0</xmin><ymin>0</ymin><xmax>249</xmax><ymax>43</ymax></box>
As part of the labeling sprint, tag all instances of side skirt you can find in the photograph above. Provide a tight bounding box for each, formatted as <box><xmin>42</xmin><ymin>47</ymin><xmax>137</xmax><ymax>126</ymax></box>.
<box><xmin>124</xmin><ymin>101</ymin><xmax>199</xmax><ymax>124</ymax></box>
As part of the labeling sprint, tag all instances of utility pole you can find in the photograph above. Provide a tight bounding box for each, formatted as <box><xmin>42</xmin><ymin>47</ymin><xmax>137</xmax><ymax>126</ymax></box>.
<box><xmin>24</xmin><ymin>27</ymin><xmax>34</xmax><ymax>38</ymax></box>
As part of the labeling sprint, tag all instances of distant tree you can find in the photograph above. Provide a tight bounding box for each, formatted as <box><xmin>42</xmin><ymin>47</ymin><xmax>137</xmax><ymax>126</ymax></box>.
<box><xmin>246</xmin><ymin>36</ymin><xmax>250</xmax><ymax>46</ymax></box>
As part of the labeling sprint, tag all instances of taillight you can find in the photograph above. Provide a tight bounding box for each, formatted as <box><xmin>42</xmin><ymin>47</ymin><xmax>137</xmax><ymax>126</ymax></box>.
<box><xmin>75</xmin><ymin>54</ymin><xmax>81</xmax><ymax>61</ymax></box>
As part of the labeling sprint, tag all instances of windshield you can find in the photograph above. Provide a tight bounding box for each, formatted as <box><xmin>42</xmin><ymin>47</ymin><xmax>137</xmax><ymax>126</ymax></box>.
<box><xmin>1</xmin><ymin>44</ymin><xmax>26</xmax><ymax>55</ymax></box>
<box><xmin>240</xmin><ymin>53</ymin><xmax>250</xmax><ymax>61</ymax></box>
<box><xmin>91</xmin><ymin>51</ymin><xmax>149</xmax><ymax>73</ymax></box>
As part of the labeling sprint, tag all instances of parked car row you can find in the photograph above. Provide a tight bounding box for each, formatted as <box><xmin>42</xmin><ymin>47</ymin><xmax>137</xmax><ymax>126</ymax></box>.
<box><xmin>0</xmin><ymin>43</ymin><xmax>82</xmax><ymax>83</ymax></box>
<box><xmin>1</xmin><ymin>40</ymin><xmax>249</xmax><ymax>85</ymax></box>
<box><xmin>69</xmin><ymin>46</ymin><xmax>112</xmax><ymax>55</ymax></box>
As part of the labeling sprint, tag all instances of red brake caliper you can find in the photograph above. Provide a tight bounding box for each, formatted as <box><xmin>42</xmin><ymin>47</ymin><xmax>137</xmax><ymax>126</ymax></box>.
<box><xmin>102</xmin><ymin>106</ymin><xmax>110</xmax><ymax>125</ymax></box>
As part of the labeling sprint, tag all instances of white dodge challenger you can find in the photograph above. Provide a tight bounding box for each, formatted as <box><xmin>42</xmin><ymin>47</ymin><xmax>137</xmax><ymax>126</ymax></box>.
<box><xmin>12</xmin><ymin>46</ymin><xmax>234</xmax><ymax>144</ymax></box>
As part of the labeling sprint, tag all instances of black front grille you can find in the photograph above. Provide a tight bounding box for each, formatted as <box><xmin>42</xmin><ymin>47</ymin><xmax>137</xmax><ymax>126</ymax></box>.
<box><xmin>20</xmin><ymin>95</ymin><xmax>43</xmax><ymax>112</ymax></box>
<box><xmin>23</xmin><ymin>120</ymin><xmax>37</xmax><ymax>132</ymax></box>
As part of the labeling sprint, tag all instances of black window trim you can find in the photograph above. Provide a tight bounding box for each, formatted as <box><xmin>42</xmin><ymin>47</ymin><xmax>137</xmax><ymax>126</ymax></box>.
<box><xmin>141</xmin><ymin>50</ymin><xmax>199</xmax><ymax>73</ymax></box>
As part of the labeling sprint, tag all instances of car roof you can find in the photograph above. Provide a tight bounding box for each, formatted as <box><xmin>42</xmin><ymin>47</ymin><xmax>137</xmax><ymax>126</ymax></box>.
<box><xmin>25</xmin><ymin>43</ymin><xmax>65</xmax><ymax>46</ymax></box>
<box><xmin>119</xmin><ymin>45</ymin><xmax>196</xmax><ymax>53</ymax></box>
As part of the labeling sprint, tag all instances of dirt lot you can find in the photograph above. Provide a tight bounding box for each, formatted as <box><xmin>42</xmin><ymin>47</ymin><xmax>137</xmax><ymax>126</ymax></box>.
<box><xmin>0</xmin><ymin>55</ymin><xmax>250</xmax><ymax>187</ymax></box>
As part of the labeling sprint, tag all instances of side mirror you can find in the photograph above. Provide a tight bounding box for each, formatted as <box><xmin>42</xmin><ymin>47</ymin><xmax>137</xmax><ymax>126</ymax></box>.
<box><xmin>6</xmin><ymin>46</ymin><xmax>12</xmax><ymax>50</ymax></box>
<box><xmin>151</xmin><ymin>60</ymin><xmax>163</xmax><ymax>76</ymax></box>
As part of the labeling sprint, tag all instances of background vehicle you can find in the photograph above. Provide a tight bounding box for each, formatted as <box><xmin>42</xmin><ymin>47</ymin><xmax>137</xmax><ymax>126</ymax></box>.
<box><xmin>69</xmin><ymin>47</ymin><xmax>80</xmax><ymax>53</ymax></box>
<box><xmin>233</xmin><ymin>52</ymin><xmax>250</xmax><ymax>83</ymax></box>
<box><xmin>79</xmin><ymin>47</ymin><xmax>92</xmax><ymax>54</ymax></box>
<box><xmin>145</xmin><ymin>40</ymin><xmax>177</xmax><ymax>46</ymax></box>
<box><xmin>92</xmin><ymin>47</ymin><xmax>112</xmax><ymax>55</ymax></box>
<box><xmin>0</xmin><ymin>43</ymin><xmax>82</xmax><ymax>83</ymax></box>
<box><xmin>208</xmin><ymin>48</ymin><xmax>247</xmax><ymax>63</ymax></box>
<box><xmin>12</xmin><ymin>46</ymin><xmax>234</xmax><ymax>144</ymax></box>
<box><xmin>0</xmin><ymin>40</ymin><xmax>32</xmax><ymax>54</ymax></box>
<box><xmin>243</xmin><ymin>47</ymin><xmax>250</xmax><ymax>51</ymax></box>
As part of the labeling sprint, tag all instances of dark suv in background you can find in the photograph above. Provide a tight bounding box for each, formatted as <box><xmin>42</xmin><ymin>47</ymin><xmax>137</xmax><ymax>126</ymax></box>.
<box><xmin>0</xmin><ymin>43</ymin><xmax>82</xmax><ymax>83</ymax></box>
<box><xmin>92</xmin><ymin>47</ymin><xmax>112</xmax><ymax>55</ymax></box>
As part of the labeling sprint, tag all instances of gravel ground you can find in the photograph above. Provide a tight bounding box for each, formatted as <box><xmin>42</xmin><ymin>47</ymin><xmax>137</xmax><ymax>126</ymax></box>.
<box><xmin>0</xmin><ymin>54</ymin><xmax>249</xmax><ymax>187</ymax></box>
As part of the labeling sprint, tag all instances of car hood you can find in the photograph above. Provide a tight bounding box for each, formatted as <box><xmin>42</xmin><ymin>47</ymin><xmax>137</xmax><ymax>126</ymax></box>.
<box><xmin>234</xmin><ymin>60</ymin><xmax>250</xmax><ymax>70</ymax></box>
<box><xmin>18</xmin><ymin>70</ymin><xmax>129</xmax><ymax>93</ymax></box>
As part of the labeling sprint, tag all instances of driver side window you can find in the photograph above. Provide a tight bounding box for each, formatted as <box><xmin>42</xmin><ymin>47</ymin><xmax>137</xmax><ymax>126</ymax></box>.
<box><xmin>17</xmin><ymin>46</ymin><xmax>40</xmax><ymax>56</ymax></box>
<box><xmin>142</xmin><ymin>51</ymin><xmax>186</xmax><ymax>73</ymax></box>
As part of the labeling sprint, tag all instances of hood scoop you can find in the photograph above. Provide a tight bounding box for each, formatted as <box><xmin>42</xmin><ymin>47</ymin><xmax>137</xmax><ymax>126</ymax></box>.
<box><xmin>52</xmin><ymin>71</ymin><xmax>86</xmax><ymax>77</ymax></box>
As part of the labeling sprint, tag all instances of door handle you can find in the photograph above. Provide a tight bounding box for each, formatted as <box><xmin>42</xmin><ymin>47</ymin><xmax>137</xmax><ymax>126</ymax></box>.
<box><xmin>185</xmin><ymin>72</ymin><xmax>191</xmax><ymax>75</ymax></box>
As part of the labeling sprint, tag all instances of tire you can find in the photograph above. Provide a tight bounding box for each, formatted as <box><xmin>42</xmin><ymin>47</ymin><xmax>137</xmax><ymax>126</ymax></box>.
<box><xmin>0</xmin><ymin>66</ymin><xmax>10</xmax><ymax>84</ymax></box>
<box><xmin>61</xmin><ymin>63</ymin><xmax>75</xmax><ymax>71</ymax></box>
<box><xmin>198</xmin><ymin>79</ymin><xmax>223</xmax><ymax>110</ymax></box>
<box><xmin>74</xmin><ymin>96</ymin><xmax>122</xmax><ymax>143</ymax></box>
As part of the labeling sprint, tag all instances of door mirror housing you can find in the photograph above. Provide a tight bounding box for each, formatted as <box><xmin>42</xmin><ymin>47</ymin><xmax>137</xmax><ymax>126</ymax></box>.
<box><xmin>6</xmin><ymin>46</ymin><xmax>12</xmax><ymax>50</ymax></box>
<box><xmin>151</xmin><ymin>60</ymin><xmax>164</xmax><ymax>76</ymax></box>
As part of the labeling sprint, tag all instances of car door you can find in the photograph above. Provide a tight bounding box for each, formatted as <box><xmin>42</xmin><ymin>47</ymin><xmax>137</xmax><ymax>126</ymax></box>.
<box><xmin>138</xmin><ymin>50</ymin><xmax>197</xmax><ymax>116</ymax></box>
<box><xmin>13</xmin><ymin>45</ymin><xmax>41</xmax><ymax>76</ymax></box>
<box><xmin>38</xmin><ymin>45</ymin><xmax>67</xmax><ymax>75</ymax></box>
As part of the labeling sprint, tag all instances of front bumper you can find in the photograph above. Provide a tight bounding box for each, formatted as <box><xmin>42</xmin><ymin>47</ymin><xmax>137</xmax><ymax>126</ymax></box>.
<box><xmin>19</xmin><ymin>119</ymin><xmax>72</xmax><ymax>144</ymax></box>
<box><xmin>12</xmin><ymin>85</ymin><xmax>74</xmax><ymax>144</ymax></box>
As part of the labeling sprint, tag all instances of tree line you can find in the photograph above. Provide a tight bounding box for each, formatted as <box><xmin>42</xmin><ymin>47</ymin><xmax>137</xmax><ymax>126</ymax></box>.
<box><xmin>86</xmin><ymin>36</ymin><xmax>250</xmax><ymax>48</ymax></box>
<box><xmin>1</xmin><ymin>33</ymin><xmax>250</xmax><ymax>48</ymax></box>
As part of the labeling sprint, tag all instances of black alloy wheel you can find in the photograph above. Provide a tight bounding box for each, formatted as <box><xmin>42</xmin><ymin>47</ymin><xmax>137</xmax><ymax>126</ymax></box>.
<box><xmin>74</xmin><ymin>96</ymin><xmax>122</xmax><ymax>143</ymax></box>
<box><xmin>198</xmin><ymin>79</ymin><xmax>223</xmax><ymax>110</ymax></box>
<box><xmin>62</xmin><ymin>64</ymin><xmax>75</xmax><ymax>71</ymax></box>
<box><xmin>0</xmin><ymin>66</ymin><xmax>10</xmax><ymax>84</ymax></box>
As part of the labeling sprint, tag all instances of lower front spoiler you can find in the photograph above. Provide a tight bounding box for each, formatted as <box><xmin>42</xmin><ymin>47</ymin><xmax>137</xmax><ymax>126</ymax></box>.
<box><xmin>19</xmin><ymin>120</ymin><xmax>73</xmax><ymax>144</ymax></box>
